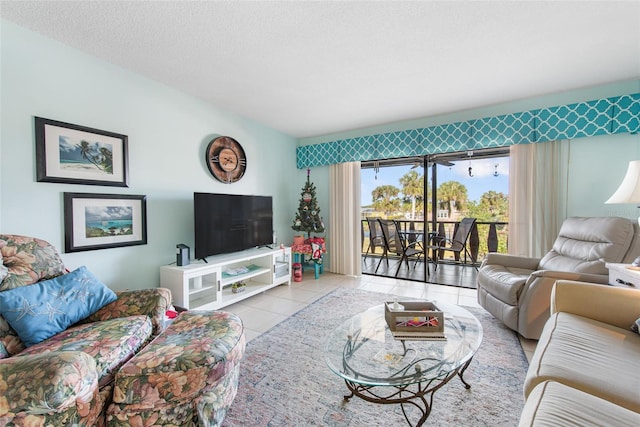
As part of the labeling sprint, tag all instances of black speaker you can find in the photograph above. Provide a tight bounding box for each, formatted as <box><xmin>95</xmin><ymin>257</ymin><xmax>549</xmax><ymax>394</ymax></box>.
<box><xmin>176</xmin><ymin>244</ymin><xmax>190</xmax><ymax>266</ymax></box>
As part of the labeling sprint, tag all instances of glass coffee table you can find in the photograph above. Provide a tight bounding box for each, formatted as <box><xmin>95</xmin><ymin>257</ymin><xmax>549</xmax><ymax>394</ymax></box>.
<box><xmin>325</xmin><ymin>301</ymin><xmax>483</xmax><ymax>426</ymax></box>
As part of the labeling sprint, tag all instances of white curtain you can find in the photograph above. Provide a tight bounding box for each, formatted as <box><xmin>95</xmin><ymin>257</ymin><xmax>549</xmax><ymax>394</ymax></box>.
<box><xmin>329</xmin><ymin>161</ymin><xmax>362</xmax><ymax>276</ymax></box>
<box><xmin>508</xmin><ymin>140</ymin><xmax>570</xmax><ymax>257</ymax></box>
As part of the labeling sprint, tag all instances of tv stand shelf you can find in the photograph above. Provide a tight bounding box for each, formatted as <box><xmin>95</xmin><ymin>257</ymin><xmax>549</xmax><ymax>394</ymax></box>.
<box><xmin>221</xmin><ymin>264</ymin><xmax>271</xmax><ymax>285</ymax></box>
<box><xmin>160</xmin><ymin>246</ymin><xmax>291</xmax><ymax>310</ymax></box>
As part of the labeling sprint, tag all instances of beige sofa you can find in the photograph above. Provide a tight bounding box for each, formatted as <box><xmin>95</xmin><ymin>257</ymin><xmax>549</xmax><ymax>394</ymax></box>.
<box><xmin>519</xmin><ymin>280</ymin><xmax>640</xmax><ymax>426</ymax></box>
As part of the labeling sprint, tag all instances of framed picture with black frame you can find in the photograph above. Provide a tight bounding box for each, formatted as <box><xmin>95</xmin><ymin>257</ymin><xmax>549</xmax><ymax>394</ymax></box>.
<box><xmin>35</xmin><ymin>117</ymin><xmax>129</xmax><ymax>187</ymax></box>
<box><xmin>64</xmin><ymin>192</ymin><xmax>147</xmax><ymax>253</ymax></box>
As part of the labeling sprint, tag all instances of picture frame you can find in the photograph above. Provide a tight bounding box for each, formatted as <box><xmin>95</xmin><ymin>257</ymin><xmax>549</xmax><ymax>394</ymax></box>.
<box><xmin>35</xmin><ymin>117</ymin><xmax>129</xmax><ymax>187</ymax></box>
<box><xmin>64</xmin><ymin>192</ymin><xmax>147</xmax><ymax>253</ymax></box>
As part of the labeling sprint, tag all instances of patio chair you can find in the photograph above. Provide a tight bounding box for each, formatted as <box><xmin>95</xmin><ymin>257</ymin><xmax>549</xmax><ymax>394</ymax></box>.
<box><xmin>364</xmin><ymin>217</ymin><xmax>386</xmax><ymax>261</ymax></box>
<box><xmin>426</xmin><ymin>217</ymin><xmax>477</xmax><ymax>271</ymax></box>
<box><xmin>377</xmin><ymin>219</ymin><xmax>424</xmax><ymax>277</ymax></box>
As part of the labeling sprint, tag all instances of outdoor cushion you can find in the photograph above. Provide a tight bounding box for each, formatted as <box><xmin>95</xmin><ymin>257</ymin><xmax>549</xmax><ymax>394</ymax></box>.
<box><xmin>0</xmin><ymin>266</ymin><xmax>117</xmax><ymax>346</ymax></box>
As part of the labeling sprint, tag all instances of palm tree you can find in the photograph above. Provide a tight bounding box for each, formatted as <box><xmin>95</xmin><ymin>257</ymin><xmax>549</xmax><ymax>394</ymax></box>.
<box><xmin>99</xmin><ymin>147</ymin><xmax>113</xmax><ymax>173</ymax></box>
<box><xmin>77</xmin><ymin>140</ymin><xmax>106</xmax><ymax>171</ymax></box>
<box><xmin>438</xmin><ymin>181</ymin><xmax>468</xmax><ymax>218</ymax></box>
<box><xmin>371</xmin><ymin>185</ymin><xmax>400</xmax><ymax>216</ymax></box>
<box><xmin>479</xmin><ymin>190</ymin><xmax>508</xmax><ymax>219</ymax></box>
<box><xmin>399</xmin><ymin>170</ymin><xmax>423</xmax><ymax>219</ymax></box>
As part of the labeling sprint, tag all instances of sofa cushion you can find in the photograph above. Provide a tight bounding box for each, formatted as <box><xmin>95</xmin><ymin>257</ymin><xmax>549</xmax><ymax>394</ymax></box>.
<box><xmin>0</xmin><ymin>234</ymin><xmax>66</xmax><ymax>291</ymax></box>
<box><xmin>0</xmin><ymin>351</ymin><xmax>100</xmax><ymax>421</ymax></box>
<box><xmin>0</xmin><ymin>315</ymin><xmax>25</xmax><ymax>359</ymax></box>
<box><xmin>519</xmin><ymin>380</ymin><xmax>640</xmax><ymax>427</ymax></box>
<box><xmin>86</xmin><ymin>287</ymin><xmax>172</xmax><ymax>336</ymax></box>
<box><xmin>477</xmin><ymin>265</ymin><xmax>531</xmax><ymax>305</ymax></box>
<box><xmin>112</xmin><ymin>311</ymin><xmax>245</xmax><ymax>405</ymax></box>
<box><xmin>14</xmin><ymin>314</ymin><xmax>153</xmax><ymax>387</ymax></box>
<box><xmin>0</xmin><ymin>266</ymin><xmax>117</xmax><ymax>346</ymax></box>
<box><xmin>524</xmin><ymin>312</ymin><xmax>640</xmax><ymax>413</ymax></box>
<box><xmin>0</xmin><ymin>252</ymin><xmax>8</xmax><ymax>283</ymax></box>
<box><xmin>538</xmin><ymin>217</ymin><xmax>633</xmax><ymax>275</ymax></box>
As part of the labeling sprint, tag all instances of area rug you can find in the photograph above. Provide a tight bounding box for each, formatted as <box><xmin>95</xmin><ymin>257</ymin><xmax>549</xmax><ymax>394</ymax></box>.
<box><xmin>223</xmin><ymin>288</ymin><xmax>528</xmax><ymax>426</ymax></box>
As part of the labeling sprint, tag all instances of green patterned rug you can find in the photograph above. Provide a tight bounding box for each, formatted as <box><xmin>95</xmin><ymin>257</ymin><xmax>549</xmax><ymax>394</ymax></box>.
<box><xmin>223</xmin><ymin>287</ymin><xmax>528</xmax><ymax>426</ymax></box>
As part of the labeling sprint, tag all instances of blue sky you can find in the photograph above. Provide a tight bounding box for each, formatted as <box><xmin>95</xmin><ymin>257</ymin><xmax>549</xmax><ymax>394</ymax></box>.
<box><xmin>361</xmin><ymin>157</ymin><xmax>509</xmax><ymax>206</ymax></box>
<box><xmin>59</xmin><ymin>135</ymin><xmax>113</xmax><ymax>162</ymax></box>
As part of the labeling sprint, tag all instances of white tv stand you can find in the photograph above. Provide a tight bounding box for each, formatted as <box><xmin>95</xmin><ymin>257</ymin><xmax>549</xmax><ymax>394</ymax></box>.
<box><xmin>160</xmin><ymin>246</ymin><xmax>291</xmax><ymax>310</ymax></box>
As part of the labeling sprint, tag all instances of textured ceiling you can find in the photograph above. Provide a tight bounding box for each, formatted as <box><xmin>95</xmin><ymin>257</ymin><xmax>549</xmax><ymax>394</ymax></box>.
<box><xmin>1</xmin><ymin>1</ymin><xmax>639</xmax><ymax>138</ymax></box>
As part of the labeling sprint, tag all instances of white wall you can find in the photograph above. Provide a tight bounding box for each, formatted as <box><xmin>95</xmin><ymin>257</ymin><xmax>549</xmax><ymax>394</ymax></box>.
<box><xmin>0</xmin><ymin>20</ymin><xmax>299</xmax><ymax>290</ymax></box>
<box><xmin>300</xmin><ymin>82</ymin><xmax>640</xmax><ymax>230</ymax></box>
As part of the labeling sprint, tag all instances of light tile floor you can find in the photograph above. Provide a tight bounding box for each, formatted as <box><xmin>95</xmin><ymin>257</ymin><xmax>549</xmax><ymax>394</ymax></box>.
<box><xmin>223</xmin><ymin>270</ymin><xmax>538</xmax><ymax>362</ymax></box>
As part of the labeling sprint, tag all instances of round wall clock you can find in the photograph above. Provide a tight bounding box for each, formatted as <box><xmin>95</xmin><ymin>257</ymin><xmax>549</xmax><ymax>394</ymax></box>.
<box><xmin>205</xmin><ymin>136</ymin><xmax>246</xmax><ymax>183</ymax></box>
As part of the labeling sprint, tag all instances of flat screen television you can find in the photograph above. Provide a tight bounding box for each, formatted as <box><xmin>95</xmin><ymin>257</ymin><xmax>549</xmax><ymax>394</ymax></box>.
<box><xmin>194</xmin><ymin>192</ymin><xmax>273</xmax><ymax>260</ymax></box>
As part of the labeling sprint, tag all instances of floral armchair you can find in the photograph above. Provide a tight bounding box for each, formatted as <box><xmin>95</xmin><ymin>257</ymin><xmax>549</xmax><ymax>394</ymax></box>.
<box><xmin>0</xmin><ymin>234</ymin><xmax>245</xmax><ymax>426</ymax></box>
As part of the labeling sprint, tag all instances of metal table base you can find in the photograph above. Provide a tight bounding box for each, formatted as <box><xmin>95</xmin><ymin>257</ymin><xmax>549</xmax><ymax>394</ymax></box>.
<box><xmin>342</xmin><ymin>357</ymin><xmax>473</xmax><ymax>427</ymax></box>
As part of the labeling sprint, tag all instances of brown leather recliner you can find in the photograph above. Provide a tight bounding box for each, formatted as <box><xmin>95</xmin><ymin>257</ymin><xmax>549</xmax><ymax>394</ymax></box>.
<box><xmin>476</xmin><ymin>217</ymin><xmax>639</xmax><ymax>339</ymax></box>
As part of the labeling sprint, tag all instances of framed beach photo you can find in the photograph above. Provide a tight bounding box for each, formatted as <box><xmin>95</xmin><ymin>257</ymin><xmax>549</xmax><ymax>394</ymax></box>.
<box><xmin>64</xmin><ymin>192</ymin><xmax>147</xmax><ymax>253</ymax></box>
<box><xmin>35</xmin><ymin>117</ymin><xmax>129</xmax><ymax>187</ymax></box>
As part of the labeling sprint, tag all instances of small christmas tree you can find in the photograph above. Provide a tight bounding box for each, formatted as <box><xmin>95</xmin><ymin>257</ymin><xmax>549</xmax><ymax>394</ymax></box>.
<box><xmin>292</xmin><ymin>168</ymin><xmax>325</xmax><ymax>239</ymax></box>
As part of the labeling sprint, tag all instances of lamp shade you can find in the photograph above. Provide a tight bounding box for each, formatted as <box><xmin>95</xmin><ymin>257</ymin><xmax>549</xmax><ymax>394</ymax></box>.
<box><xmin>605</xmin><ymin>160</ymin><xmax>640</xmax><ymax>204</ymax></box>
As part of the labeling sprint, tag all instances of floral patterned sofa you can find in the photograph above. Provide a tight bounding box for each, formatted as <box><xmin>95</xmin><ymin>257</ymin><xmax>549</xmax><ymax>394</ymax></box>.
<box><xmin>0</xmin><ymin>234</ymin><xmax>246</xmax><ymax>426</ymax></box>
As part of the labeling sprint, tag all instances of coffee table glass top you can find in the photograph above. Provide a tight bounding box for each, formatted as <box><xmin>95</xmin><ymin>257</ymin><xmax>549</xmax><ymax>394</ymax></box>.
<box><xmin>325</xmin><ymin>301</ymin><xmax>483</xmax><ymax>387</ymax></box>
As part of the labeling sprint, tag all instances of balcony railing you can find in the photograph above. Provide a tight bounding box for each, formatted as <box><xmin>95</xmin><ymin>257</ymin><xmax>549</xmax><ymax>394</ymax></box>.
<box><xmin>361</xmin><ymin>219</ymin><xmax>508</xmax><ymax>266</ymax></box>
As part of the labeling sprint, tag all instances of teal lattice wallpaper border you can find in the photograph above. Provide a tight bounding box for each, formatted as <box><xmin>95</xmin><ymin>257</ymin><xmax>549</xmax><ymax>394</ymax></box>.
<box><xmin>296</xmin><ymin>93</ymin><xmax>640</xmax><ymax>168</ymax></box>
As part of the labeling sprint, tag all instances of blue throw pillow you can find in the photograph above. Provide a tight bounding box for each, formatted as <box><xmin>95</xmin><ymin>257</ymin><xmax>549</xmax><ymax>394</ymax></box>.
<box><xmin>0</xmin><ymin>266</ymin><xmax>117</xmax><ymax>346</ymax></box>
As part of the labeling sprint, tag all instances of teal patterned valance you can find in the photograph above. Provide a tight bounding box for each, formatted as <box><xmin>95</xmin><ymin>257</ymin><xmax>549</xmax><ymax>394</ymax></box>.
<box><xmin>297</xmin><ymin>93</ymin><xmax>640</xmax><ymax>168</ymax></box>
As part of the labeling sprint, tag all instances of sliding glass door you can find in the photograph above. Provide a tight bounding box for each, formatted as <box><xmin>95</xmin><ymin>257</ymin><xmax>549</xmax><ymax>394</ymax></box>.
<box><xmin>361</xmin><ymin>148</ymin><xmax>509</xmax><ymax>288</ymax></box>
